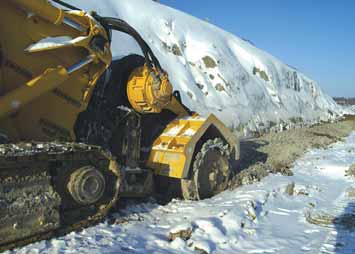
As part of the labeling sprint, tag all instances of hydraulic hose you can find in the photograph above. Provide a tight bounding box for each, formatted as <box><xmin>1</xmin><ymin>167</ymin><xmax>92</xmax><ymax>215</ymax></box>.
<box><xmin>94</xmin><ymin>16</ymin><xmax>164</xmax><ymax>75</ymax></box>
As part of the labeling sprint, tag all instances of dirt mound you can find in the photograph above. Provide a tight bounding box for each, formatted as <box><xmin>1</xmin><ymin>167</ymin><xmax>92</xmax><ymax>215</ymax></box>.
<box><xmin>230</xmin><ymin>116</ymin><xmax>355</xmax><ymax>189</ymax></box>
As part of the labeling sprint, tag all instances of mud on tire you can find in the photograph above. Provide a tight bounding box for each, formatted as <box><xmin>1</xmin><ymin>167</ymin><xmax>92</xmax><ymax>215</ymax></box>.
<box><xmin>181</xmin><ymin>138</ymin><xmax>232</xmax><ymax>200</ymax></box>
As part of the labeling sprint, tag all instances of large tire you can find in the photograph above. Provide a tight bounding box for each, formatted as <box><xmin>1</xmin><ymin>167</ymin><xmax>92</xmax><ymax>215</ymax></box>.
<box><xmin>181</xmin><ymin>138</ymin><xmax>232</xmax><ymax>200</ymax></box>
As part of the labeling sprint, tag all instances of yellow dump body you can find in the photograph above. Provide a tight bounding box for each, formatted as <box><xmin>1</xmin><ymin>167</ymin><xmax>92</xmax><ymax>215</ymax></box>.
<box><xmin>0</xmin><ymin>0</ymin><xmax>111</xmax><ymax>141</ymax></box>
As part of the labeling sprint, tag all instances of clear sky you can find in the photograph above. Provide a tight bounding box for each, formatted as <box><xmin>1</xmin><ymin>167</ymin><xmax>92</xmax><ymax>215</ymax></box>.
<box><xmin>159</xmin><ymin>0</ymin><xmax>354</xmax><ymax>97</ymax></box>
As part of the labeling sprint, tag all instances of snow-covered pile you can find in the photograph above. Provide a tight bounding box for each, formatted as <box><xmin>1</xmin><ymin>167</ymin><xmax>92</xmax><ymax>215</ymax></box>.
<box><xmin>343</xmin><ymin>105</ymin><xmax>355</xmax><ymax>115</ymax></box>
<box><xmin>70</xmin><ymin>0</ymin><xmax>343</xmax><ymax>133</ymax></box>
<box><xmin>336</xmin><ymin>105</ymin><xmax>355</xmax><ymax>116</ymax></box>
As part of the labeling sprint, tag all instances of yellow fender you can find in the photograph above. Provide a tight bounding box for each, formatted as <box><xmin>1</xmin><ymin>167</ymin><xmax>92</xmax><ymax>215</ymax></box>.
<box><xmin>147</xmin><ymin>114</ymin><xmax>239</xmax><ymax>179</ymax></box>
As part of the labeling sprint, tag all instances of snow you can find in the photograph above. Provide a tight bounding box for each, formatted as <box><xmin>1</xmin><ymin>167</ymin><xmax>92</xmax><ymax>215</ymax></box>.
<box><xmin>342</xmin><ymin>105</ymin><xmax>355</xmax><ymax>115</ymax></box>
<box><xmin>163</xmin><ymin>126</ymin><xmax>196</xmax><ymax>137</ymax></box>
<box><xmin>11</xmin><ymin>132</ymin><xmax>355</xmax><ymax>254</ymax></box>
<box><xmin>53</xmin><ymin>0</ymin><xmax>347</xmax><ymax>134</ymax></box>
<box><xmin>163</xmin><ymin>125</ymin><xmax>184</xmax><ymax>137</ymax></box>
<box><xmin>25</xmin><ymin>36</ymin><xmax>73</xmax><ymax>52</ymax></box>
<box><xmin>169</xmin><ymin>223</ymin><xmax>192</xmax><ymax>234</ymax></box>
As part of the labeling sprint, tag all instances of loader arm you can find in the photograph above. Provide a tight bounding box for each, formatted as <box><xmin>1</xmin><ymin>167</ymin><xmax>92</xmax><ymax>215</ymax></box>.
<box><xmin>0</xmin><ymin>0</ymin><xmax>113</xmax><ymax>140</ymax></box>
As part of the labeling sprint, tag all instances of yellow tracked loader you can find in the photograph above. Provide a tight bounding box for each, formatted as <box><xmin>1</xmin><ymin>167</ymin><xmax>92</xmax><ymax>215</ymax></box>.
<box><xmin>0</xmin><ymin>0</ymin><xmax>239</xmax><ymax>251</ymax></box>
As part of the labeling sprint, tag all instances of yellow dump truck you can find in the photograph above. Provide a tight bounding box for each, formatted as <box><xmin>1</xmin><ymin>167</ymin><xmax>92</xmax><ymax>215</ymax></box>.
<box><xmin>0</xmin><ymin>0</ymin><xmax>239</xmax><ymax>250</ymax></box>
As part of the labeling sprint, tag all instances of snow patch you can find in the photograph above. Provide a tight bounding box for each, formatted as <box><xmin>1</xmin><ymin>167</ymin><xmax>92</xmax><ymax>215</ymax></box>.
<box><xmin>11</xmin><ymin>132</ymin><xmax>355</xmax><ymax>253</ymax></box>
<box><xmin>26</xmin><ymin>36</ymin><xmax>73</xmax><ymax>52</ymax></box>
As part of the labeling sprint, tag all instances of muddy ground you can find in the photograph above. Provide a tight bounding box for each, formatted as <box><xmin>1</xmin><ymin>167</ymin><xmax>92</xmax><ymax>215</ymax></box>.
<box><xmin>230</xmin><ymin>115</ymin><xmax>355</xmax><ymax>189</ymax></box>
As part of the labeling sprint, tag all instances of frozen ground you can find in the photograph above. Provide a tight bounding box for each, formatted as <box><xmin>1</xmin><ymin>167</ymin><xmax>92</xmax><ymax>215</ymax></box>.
<box><xmin>53</xmin><ymin>0</ymin><xmax>345</xmax><ymax>133</ymax></box>
<box><xmin>10</xmin><ymin>132</ymin><xmax>355</xmax><ymax>254</ymax></box>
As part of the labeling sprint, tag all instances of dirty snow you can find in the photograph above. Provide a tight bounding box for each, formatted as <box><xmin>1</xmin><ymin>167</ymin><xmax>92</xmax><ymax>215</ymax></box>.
<box><xmin>11</xmin><ymin>133</ymin><xmax>355</xmax><ymax>253</ymax></box>
<box><xmin>49</xmin><ymin>0</ymin><xmax>346</xmax><ymax>133</ymax></box>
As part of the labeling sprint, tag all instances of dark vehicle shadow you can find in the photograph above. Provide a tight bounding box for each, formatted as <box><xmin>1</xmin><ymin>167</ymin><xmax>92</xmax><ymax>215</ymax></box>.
<box><xmin>238</xmin><ymin>139</ymin><xmax>269</xmax><ymax>170</ymax></box>
<box><xmin>334</xmin><ymin>201</ymin><xmax>355</xmax><ymax>253</ymax></box>
<box><xmin>228</xmin><ymin>139</ymin><xmax>270</xmax><ymax>188</ymax></box>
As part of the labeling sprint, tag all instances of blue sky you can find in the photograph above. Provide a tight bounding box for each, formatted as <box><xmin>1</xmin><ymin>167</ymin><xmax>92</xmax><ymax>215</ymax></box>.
<box><xmin>160</xmin><ymin>0</ymin><xmax>354</xmax><ymax>97</ymax></box>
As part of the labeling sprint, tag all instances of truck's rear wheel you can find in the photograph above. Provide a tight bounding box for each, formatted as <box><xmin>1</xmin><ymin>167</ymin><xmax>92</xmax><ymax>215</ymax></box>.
<box><xmin>181</xmin><ymin>138</ymin><xmax>232</xmax><ymax>200</ymax></box>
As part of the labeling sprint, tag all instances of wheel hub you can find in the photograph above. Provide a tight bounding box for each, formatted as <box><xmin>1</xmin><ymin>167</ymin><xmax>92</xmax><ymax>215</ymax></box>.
<box><xmin>67</xmin><ymin>166</ymin><xmax>106</xmax><ymax>205</ymax></box>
